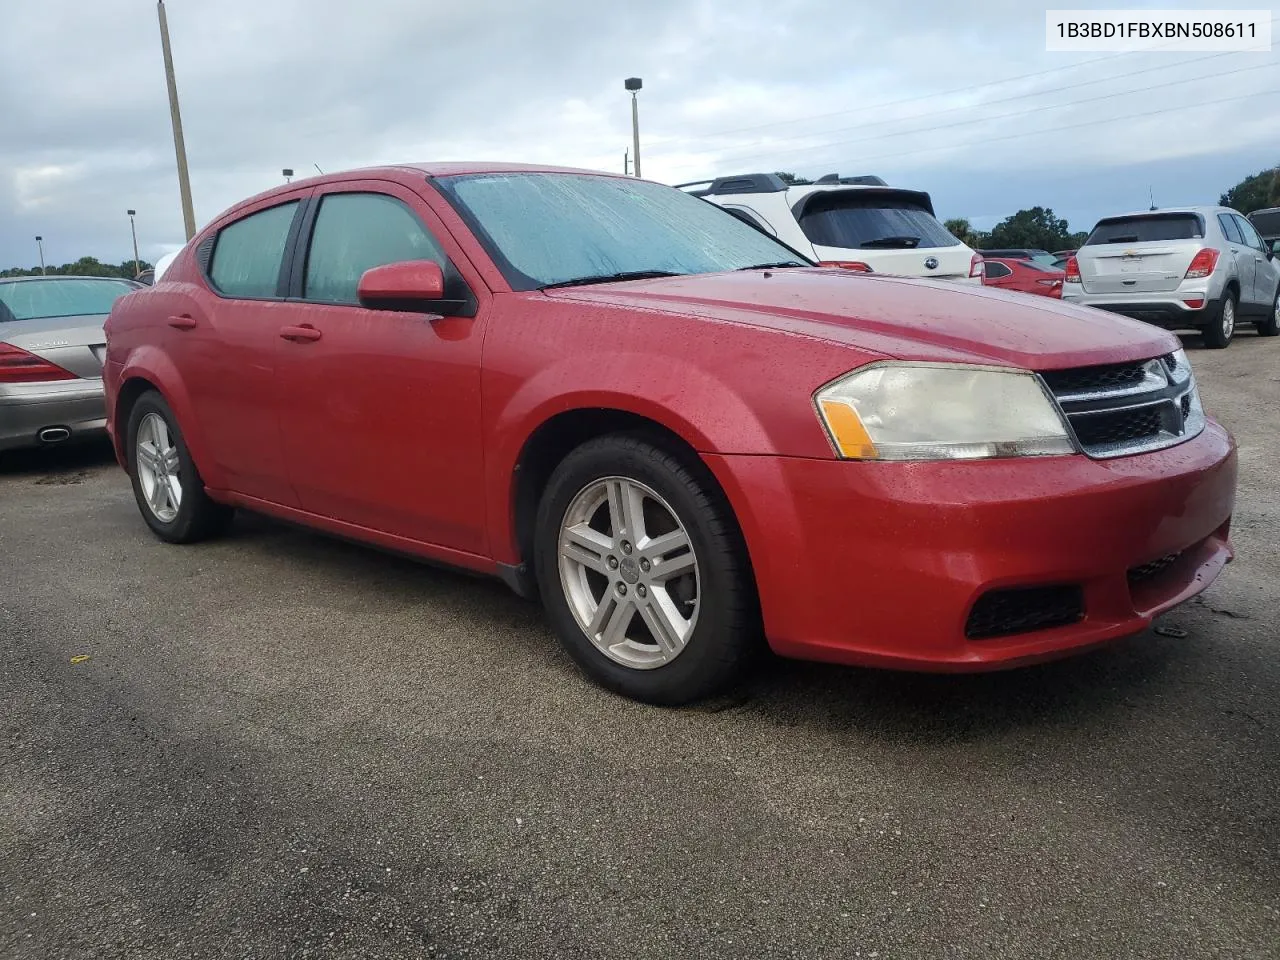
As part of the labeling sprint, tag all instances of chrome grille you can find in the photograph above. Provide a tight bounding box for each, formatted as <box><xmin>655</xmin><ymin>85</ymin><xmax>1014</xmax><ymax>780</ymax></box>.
<box><xmin>1040</xmin><ymin>354</ymin><xmax>1203</xmax><ymax>459</ymax></box>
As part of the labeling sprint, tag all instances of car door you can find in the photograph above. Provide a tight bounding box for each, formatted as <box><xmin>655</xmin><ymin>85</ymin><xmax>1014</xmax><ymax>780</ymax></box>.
<box><xmin>982</xmin><ymin>260</ymin><xmax>1015</xmax><ymax>289</ymax></box>
<box><xmin>175</xmin><ymin>194</ymin><xmax>308</xmax><ymax>505</ymax></box>
<box><xmin>272</xmin><ymin>182</ymin><xmax>488</xmax><ymax>555</ymax></box>
<box><xmin>1216</xmin><ymin>214</ymin><xmax>1255</xmax><ymax>307</ymax></box>
<box><xmin>1235</xmin><ymin>214</ymin><xmax>1277</xmax><ymax>306</ymax></box>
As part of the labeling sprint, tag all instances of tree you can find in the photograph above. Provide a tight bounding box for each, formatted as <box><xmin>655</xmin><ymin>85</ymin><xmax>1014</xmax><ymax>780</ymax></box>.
<box><xmin>986</xmin><ymin>206</ymin><xmax>1073</xmax><ymax>251</ymax></box>
<box><xmin>944</xmin><ymin>217</ymin><xmax>984</xmax><ymax>248</ymax></box>
<box><xmin>774</xmin><ymin>171</ymin><xmax>813</xmax><ymax>185</ymax></box>
<box><xmin>0</xmin><ymin>258</ymin><xmax>152</xmax><ymax>279</ymax></box>
<box><xmin>1219</xmin><ymin>164</ymin><xmax>1280</xmax><ymax>215</ymax></box>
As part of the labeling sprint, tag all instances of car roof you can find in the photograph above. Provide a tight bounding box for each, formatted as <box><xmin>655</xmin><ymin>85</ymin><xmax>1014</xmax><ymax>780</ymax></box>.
<box><xmin>1095</xmin><ymin>206</ymin><xmax>1229</xmax><ymax>220</ymax></box>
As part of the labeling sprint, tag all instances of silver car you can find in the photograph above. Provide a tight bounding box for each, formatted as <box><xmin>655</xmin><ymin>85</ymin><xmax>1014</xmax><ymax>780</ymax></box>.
<box><xmin>0</xmin><ymin>275</ymin><xmax>140</xmax><ymax>452</ymax></box>
<box><xmin>1062</xmin><ymin>205</ymin><xmax>1280</xmax><ymax>348</ymax></box>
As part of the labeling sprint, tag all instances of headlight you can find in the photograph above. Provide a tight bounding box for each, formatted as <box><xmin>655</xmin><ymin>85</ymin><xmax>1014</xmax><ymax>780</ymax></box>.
<box><xmin>814</xmin><ymin>362</ymin><xmax>1075</xmax><ymax>461</ymax></box>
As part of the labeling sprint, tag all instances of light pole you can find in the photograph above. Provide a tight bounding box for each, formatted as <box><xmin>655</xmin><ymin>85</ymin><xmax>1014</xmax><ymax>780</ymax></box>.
<box><xmin>35</xmin><ymin>236</ymin><xmax>46</xmax><ymax>275</ymax></box>
<box><xmin>624</xmin><ymin>77</ymin><xmax>642</xmax><ymax>178</ymax></box>
<box><xmin>157</xmin><ymin>0</ymin><xmax>196</xmax><ymax>241</ymax></box>
<box><xmin>127</xmin><ymin>210</ymin><xmax>140</xmax><ymax>278</ymax></box>
<box><xmin>282</xmin><ymin>168</ymin><xmax>294</xmax><ymax>184</ymax></box>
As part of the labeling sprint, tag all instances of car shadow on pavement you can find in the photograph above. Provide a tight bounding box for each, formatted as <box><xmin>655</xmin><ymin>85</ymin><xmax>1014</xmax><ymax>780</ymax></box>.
<box><xmin>0</xmin><ymin>437</ymin><xmax>118</xmax><ymax>479</ymax></box>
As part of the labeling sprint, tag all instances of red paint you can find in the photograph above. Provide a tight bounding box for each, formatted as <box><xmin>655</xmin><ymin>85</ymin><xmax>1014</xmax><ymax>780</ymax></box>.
<box><xmin>982</xmin><ymin>257</ymin><xmax>1066</xmax><ymax>298</ymax></box>
<box><xmin>103</xmin><ymin>163</ymin><xmax>1237</xmax><ymax>672</ymax></box>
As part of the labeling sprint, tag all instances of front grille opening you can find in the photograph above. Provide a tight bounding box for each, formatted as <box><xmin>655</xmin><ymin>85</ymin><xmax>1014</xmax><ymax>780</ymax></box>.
<box><xmin>1128</xmin><ymin>552</ymin><xmax>1182</xmax><ymax>586</ymax></box>
<box><xmin>1041</xmin><ymin>361</ymin><xmax>1146</xmax><ymax>395</ymax></box>
<box><xmin>1071</xmin><ymin>406</ymin><xmax>1163</xmax><ymax>448</ymax></box>
<box><xmin>966</xmin><ymin>585</ymin><xmax>1085</xmax><ymax>640</ymax></box>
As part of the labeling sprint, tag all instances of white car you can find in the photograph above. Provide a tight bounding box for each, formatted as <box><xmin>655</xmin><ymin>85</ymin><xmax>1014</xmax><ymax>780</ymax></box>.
<box><xmin>676</xmin><ymin>172</ymin><xmax>982</xmax><ymax>283</ymax></box>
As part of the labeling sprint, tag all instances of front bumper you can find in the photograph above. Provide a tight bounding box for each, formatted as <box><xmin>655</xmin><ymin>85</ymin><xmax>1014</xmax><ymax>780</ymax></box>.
<box><xmin>704</xmin><ymin>420</ymin><xmax>1236</xmax><ymax>671</ymax></box>
<box><xmin>0</xmin><ymin>379</ymin><xmax>106</xmax><ymax>452</ymax></box>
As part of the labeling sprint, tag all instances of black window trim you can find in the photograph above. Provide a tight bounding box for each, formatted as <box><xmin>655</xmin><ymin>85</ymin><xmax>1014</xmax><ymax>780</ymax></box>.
<box><xmin>290</xmin><ymin>188</ymin><xmax>477</xmax><ymax>317</ymax></box>
<box><xmin>1232</xmin><ymin>213</ymin><xmax>1265</xmax><ymax>253</ymax></box>
<box><xmin>203</xmin><ymin>197</ymin><xmax>309</xmax><ymax>302</ymax></box>
<box><xmin>1217</xmin><ymin>212</ymin><xmax>1244</xmax><ymax>246</ymax></box>
<box><xmin>983</xmin><ymin>261</ymin><xmax>1013</xmax><ymax>279</ymax></box>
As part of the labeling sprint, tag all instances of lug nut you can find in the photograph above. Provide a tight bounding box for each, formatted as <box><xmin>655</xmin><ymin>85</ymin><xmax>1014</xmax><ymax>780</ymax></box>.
<box><xmin>621</xmin><ymin>541</ymin><xmax>633</xmax><ymax>555</ymax></box>
<box><xmin>637</xmin><ymin>585</ymin><xmax>647</xmax><ymax>598</ymax></box>
<box><xmin>639</xmin><ymin>558</ymin><xmax>650</xmax><ymax>572</ymax></box>
<box><xmin>607</xmin><ymin>556</ymin><xmax>619</xmax><ymax>569</ymax></box>
<box><xmin>617</xmin><ymin>583</ymin><xmax>628</xmax><ymax>595</ymax></box>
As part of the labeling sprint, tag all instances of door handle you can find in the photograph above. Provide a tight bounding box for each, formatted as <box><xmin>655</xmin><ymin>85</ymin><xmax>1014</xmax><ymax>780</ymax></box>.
<box><xmin>279</xmin><ymin>324</ymin><xmax>322</xmax><ymax>342</ymax></box>
<box><xmin>166</xmin><ymin>314</ymin><xmax>197</xmax><ymax>330</ymax></box>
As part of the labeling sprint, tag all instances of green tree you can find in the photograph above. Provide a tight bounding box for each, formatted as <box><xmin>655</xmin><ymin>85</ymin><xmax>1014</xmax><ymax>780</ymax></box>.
<box><xmin>1</xmin><ymin>258</ymin><xmax>153</xmax><ymax>279</ymax></box>
<box><xmin>1219</xmin><ymin>164</ymin><xmax>1280</xmax><ymax>215</ymax></box>
<box><xmin>774</xmin><ymin>171</ymin><xmax>813</xmax><ymax>185</ymax></box>
<box><xmin>986</xmin><ymin>207</ymin><xmax>1073</xmax><ymax>250</ymax></box>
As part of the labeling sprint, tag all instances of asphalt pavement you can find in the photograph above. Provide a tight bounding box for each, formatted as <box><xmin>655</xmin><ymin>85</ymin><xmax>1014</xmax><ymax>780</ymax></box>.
<box><xmin>2</xmin><ymin>333</ymin><xmax>1278</xmax><ymax>959</ymax></box>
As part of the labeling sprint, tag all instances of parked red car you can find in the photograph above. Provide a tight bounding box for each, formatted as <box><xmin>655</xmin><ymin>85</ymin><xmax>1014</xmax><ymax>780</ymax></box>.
<box><xmin>982</xmin><ymin>257</ymin><xmax>1066</xmax><ymax>298</ymax></box>
<box><xmin>103</xmin><ymin>164</ymin><xmax>1237</xmax><ymax>704</ymax></box>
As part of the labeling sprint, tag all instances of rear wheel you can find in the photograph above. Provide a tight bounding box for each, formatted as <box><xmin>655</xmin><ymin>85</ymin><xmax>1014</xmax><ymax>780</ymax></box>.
<box><xmin>127</xmin><ymin>391</ymin><xmax>233</xmax><ymax>543</ymax></box>
<box><xmin>533</xmin><ymin>435</ymin><xmax>759</xmax><ymax>705</ymax></box>
<box><xmin>1256</xmin><ymin>285</ymin><xmax>1280</xmax><ymax>337</ymax></box>
<box><xmin>1202</xmin><ymin>291</ymin><xmax>1236</xmax><ymax>349</ymax></box>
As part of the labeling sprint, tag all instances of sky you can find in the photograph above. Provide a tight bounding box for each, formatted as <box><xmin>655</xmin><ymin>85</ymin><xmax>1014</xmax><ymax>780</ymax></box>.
<box><xmin>1</xmin><ymin>0</ymin><xmax>1277</xmax><ymax>268</ymax></box>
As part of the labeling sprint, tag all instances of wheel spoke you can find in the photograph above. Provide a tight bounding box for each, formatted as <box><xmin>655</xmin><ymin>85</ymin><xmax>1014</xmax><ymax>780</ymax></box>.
<box><xmin>599</xmin><ymin>596</ymin><xmax>634</xmax><ymax>649</ymax></box>
<box><xmin>137</xmin><ymin>440</ymin><xmax>158</xmax><ymax>472</ymax></box>
<box><xmin>650</xmin><ymin>549</ymin><xmax>695</xmax><ymax>582</ymax></box>
<box><xmin>165</xmin><ymin>475</ymin><xmax>183</xmax><ymax>509</ymax></box>
<box><xmin>162</xmin><ymin>448</ymin><xmax>180</xmax><ymax>473</ymax></box>
<box><xmin>637</xmin><ymin>588</ymin><xmax>688</xmax><ymax>657</ymax></box>
<box><xmin>606</xmin><ymin>479</ymin><xmax>647</xmax><ymax>542</ymax></box>
<box><xmin>148</xmin><ymin>476</ymin><xmax>169</xmax><ymax>513</ymax></box>
<box><xmin>561</xmin><ymin>523</ymin><xmax>613</xmax><ymax>575</ymax></box>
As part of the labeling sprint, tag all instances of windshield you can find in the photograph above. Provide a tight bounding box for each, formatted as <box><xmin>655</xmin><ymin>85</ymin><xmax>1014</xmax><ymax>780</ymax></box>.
<box><xmin>434</xmin><ymin>173</ymin><xmax>810</xmax><ymax>290</ymax></box>
<box><xmin>1086</xmin><ymin>214</ymin><xmax>1204</xmax><ymax>245</ymax></box>
<box><xmin>797</xmin><ymin>194</ymin><xmax>959</xmax><ymax>250</ymax></box>
<box><xmin>0</xmin><ymin>277</ymin><xmax>137</xmax><ymax>322</ymax></box>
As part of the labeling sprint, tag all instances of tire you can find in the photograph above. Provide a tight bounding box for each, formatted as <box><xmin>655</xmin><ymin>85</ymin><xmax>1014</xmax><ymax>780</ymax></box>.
<box><xmin>126</xmin><ymin>390</ymin><xmax>233</xmax><ymax>543</ymax></box>
<box><xmin>533</xmin><ymin>434</ymin><xmax>759</xmax><ymax>705</ymax></box>
<box><xmin>1202</xmin><ymin>290</ymin><xmax>1237</xmax><ymax>349</ymax></box>
<box><xmin>1256</xmin><ymin>285</ymin><xmax>1280</xmax><ymax>337</ymax></box>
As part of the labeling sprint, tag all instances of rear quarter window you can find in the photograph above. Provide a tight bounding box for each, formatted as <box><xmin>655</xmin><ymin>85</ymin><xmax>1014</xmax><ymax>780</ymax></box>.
<box><xmin>1085</xmin><ymin>214</ymin><xmax>1204</xmax><ymax>245</ymax></box>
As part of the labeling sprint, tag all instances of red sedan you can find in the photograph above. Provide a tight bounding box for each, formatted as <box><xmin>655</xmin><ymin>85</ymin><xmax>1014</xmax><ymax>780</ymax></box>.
<box><xmin>102</xmin><ymin>163</ymin><xmax>1236</xmax><ymax>704</ymax></box>
<box><xmin>982</xmin><ymin>257</ymin><xmax>1066</xmax><ymax>298</ymax></box>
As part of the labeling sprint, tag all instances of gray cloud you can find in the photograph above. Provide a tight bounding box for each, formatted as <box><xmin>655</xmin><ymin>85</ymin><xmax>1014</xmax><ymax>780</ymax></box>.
<box><xmin>2</xmin><ymin>0</ymin><xmax>1277</xmax><ymax>268</ymax></box>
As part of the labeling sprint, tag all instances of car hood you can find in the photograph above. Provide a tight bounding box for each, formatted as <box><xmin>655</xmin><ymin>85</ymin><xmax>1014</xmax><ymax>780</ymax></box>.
<box><xmin>546</xmin><ymin>269</ymin><xmax>1177</xmax><ymax>370</ymax></box>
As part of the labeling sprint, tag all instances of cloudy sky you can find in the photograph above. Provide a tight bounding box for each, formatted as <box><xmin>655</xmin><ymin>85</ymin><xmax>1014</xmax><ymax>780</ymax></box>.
<box><xmin>2</xmin><ymin>0</ymin><xmax>1277</xmax><ymax>268</ymax></box>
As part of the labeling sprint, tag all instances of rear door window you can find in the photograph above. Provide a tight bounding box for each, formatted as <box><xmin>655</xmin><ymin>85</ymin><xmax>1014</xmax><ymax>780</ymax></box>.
<box><xmin>797</xmin><ymin>193</ymin><xmax>959</xmax><ymax>250</ymax></box>
<box><xmin>983</xmin><ymin>262</ymin><xmax>1012</xmax><ymax>279</ymax></box>
<box><xmin>1218</xmin><ymin>214</ymin><xmax>1244</xmax><ymax>244</ymax></box>
<box><xmin>209</xmin><ymin>201</ymin><xmax>299</xmax><ymax>298</ymax></box>
<box><xmin>1085</xmin><ymin>214</ymin><xmax>1204</xmax><ymax>245</ymax></box>
<box><xmin>1234</xmin><ymin>215</ymin><xmax>1266</xmax><ymax>252</ymax></box>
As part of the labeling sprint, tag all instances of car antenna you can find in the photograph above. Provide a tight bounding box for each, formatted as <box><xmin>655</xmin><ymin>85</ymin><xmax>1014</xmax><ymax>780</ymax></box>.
<box><xmin>1148</xmin><ymin>186</ymin><xmax>1156</xmax><ymax>211</ymax></box>
<box><xmin>314</xmin><ymin>163</ymin><xmax>324</xmax><ymax>175</ymax></box>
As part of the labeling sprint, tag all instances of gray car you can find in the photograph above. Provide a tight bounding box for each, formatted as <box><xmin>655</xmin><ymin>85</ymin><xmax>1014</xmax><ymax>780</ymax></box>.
<box><xmin>0</xmin><ymin>275</ymin><xmax>140</xmax><ymax>452</ymax></box>
<box><xmin>1062</xmin><ymin>205</ymin><xmax>1280</xmax><ymax>349</ymax></box>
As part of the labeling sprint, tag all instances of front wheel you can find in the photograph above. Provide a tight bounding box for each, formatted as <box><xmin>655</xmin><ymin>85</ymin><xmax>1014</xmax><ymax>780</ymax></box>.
<box><xmin>1257</xmin><ymin>285</ymin><xmax>1279</xmax><ymax>337</ymax></box>
<box><xmin>126</xmin><ymin>391</ymin><xmax>233</xmax><ymax>543</ymax></box>
<box><xmin>1202</xmin><ymin>291</ymin><xmax>1237</xmax><ymax>349</ymax></box>
<box><xmin>533</xmin><ymin>435</ymin><xmax>759</xmax><ymax>705</ymax></box>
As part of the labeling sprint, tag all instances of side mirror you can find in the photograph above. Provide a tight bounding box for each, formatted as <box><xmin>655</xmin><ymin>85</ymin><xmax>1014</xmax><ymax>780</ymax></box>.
<box><xmin>357</xmin><ymin>260</ymin><xmax>446</xmax><ymax>311</ymax></box>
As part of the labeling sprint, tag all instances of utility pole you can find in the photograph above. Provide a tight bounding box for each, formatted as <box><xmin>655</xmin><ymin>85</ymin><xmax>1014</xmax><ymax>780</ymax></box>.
<box><xmin>624</xmin><ymin>77</ymin><xmax>642</xmax><ymax>178</ymax></box>
<box><xmin>35</xmin><ymin>236</ymin><xmax>46</xmax><ymax>275</ymax></box>
<box><xmin>127</xmin><ymin>210</ymin><xmax>140</xmax><ymax>277</ymax></box>
<box><xmin>157</xmin><ymin>0</ymin><xmax>196</xmax><ymax>241</ymax></box>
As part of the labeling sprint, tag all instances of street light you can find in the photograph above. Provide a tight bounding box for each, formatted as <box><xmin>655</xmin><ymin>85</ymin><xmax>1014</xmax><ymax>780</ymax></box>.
<box><xmin>35</xmin><ymin>236</ymin><xmax>46</xmax><ymax>275</ymax></box>
<box><xmin>127</xmin><ymin>210</ymin><xmax>140</xmax><ymax>278</ymax></box>
<box><xmin>157</xmin><ymin>0</ymin><xmax>196</xmax><ymax>241</ymax></box>
<box><xmin>624</xmin><ymin>77</ymin><xmax>642</xmax><ymax>178</ymax></box>
<box><xmin>282</xmin><ymin>168</ymin><xmax>294</xmax><ymax>183</ymax></box>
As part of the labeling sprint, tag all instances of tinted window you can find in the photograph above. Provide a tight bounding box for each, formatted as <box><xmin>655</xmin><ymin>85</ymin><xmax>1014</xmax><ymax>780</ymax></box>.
<box><xmin>1234</xmin><ymin>215</ymin><xmax>1265</xmax><ymax>252</ymax></box>
<box><xmin>0</xmin><ymin>277</ymin><xmax>137</xmax><ymax>322</ymax></box>
<box><xmin>304</xmin><ymin>193</ymin><xmax>449</xmax><ymax>304</ymax></box>
<box><xmin>437</xmin><ymin>173</ymin><xmax>808</xmax><ymax>291</ymax></box>
<box><xmin>1085</xmin><ymin>214</ymin><xmax>1203</xmax><ymax>245</ymax></box>
<box><xmin>1248</xmin><ymin>208</ymin><xmax>1280</xmax><ymax>238</ymax></box>
<box><xmin>797</xmin><ymin>194</ymin><xmax>959</xmax><ymax>250</ymax></box>
<box><xmin>1218</xmin><ymin>214</ymin><xmax>1244</xmax><ymax>244</ymax></box>
<box><xmin>983</xmin><ymin>262</ymin><xmax>1012</xmax><ymax>279</ymax></box>
<box><xmin>209</xmin><ymin>202</ymin><xmax>298</xmax><ymax>298</ymax></box>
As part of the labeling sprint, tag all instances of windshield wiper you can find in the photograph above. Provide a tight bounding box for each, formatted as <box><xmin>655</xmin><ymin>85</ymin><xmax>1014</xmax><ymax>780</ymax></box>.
<box><xmin>859</xmin><ymin>236</ymin><xmax>921</xmax><ymax>249</ymax></box>
<box><xmin>736</xmin><ymin>261</ymin><xmax>807</xmax><ymax>270</ymax></box>
<box><xmin>540</xmin><ymin>270</ymin><xmax>683</xmax><ymax>290</ymax></box>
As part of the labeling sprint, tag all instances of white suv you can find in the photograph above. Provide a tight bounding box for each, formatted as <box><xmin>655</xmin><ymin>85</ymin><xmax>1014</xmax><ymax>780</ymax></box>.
<box><xmin>677</xmin><ymin>173</ymin><xmax>982</xmax><ymax>283</ymax></box>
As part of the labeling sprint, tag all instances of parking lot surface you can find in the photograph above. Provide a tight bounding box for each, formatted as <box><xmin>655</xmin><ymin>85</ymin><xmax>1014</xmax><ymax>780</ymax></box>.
<box><xmin>2</xmin><ymin>336</ymin><xmax>1278</xmax><ymax>959</ymax></box>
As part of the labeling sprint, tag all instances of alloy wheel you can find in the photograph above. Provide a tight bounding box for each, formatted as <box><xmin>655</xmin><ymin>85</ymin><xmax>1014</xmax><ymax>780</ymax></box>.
<box><xmin>135</xmin><ymin>412</ymin><xmax>182</xmax><ymax>523</ymax></box>
<box><xmin>557</xmin><ymin>476</ymin><xmax>700</xmax><ymax>670</ymax></box>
